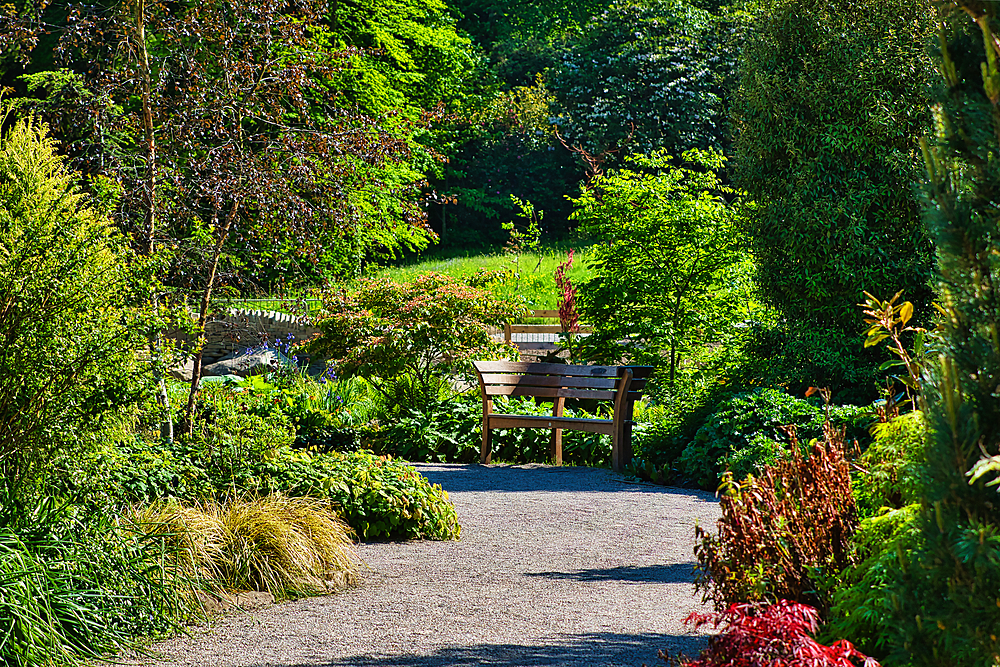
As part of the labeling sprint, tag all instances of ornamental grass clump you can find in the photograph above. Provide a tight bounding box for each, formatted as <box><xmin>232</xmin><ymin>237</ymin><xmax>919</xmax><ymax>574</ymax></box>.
<box><xmin>142</xmin><ymin>494</ymin><xmax>357</xmax><ymax>600</ymax></box>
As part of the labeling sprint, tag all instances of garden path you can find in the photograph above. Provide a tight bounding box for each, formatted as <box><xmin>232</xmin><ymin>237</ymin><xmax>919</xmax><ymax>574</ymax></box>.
<box><xmin>133</xmin><ymin>463</ymin><xmax>720</xmax><ymax>667</ymax></box>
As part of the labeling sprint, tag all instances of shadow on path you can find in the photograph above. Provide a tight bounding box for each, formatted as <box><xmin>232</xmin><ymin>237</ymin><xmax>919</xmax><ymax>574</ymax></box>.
<box><xmin>412</xmin><ymin>463</ymin><xmax>713</xmax><ymax>498</ymax></box>
<box><xmin>524</xmin><ymin>563</ymin><xmax>698</xmax><ymax>584</ymax></box>
<box><xmin>282</xmin><ymin>632</ymin><xmax>704</xmax><ymax>667</ymax></box>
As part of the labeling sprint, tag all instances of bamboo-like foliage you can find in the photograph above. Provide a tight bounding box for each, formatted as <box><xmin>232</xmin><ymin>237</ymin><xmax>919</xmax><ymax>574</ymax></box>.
<box><xmin>732</xmin><ymin>0</ymin><xmax>937</xmax><ymax>392</ymax></box>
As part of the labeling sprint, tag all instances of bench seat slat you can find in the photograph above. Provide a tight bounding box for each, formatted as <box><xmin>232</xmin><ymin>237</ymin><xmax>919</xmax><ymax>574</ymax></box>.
<box><xmin>488</xmin><ymin>414</ymin><xmax>616</xmax><ymax>435</ymax></box>
<box><xmin>484</xmin><ymin>386</ymin><xmax>618</xmax><ymax>400</ymax></box>
<box><xmin>474</xmin><ymin>361</ymin><xmax>620</xmax><ymax>377</ymax></box>
<box><xmin>479</xmin><ymin>374</ymin><xmax>618</xmax><ymax>390</ymax></box>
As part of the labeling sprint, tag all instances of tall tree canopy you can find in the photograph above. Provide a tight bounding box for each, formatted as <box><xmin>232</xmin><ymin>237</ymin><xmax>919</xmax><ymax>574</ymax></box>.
<box><xmin>551</xmin><ymin>0</ymin><xmax>732</xmax><ymax>162</ymax></box>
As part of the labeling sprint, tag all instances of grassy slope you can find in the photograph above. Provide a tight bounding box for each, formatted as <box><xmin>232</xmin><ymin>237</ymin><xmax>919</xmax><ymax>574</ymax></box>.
<box><xmin>373</xmin><ymin>246</ymin><xmax>593</xmax><ymax>310</ymax></box>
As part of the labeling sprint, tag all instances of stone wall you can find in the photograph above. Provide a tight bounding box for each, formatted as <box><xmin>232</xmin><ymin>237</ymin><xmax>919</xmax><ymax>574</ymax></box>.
<box><xmin>168</xmin><ymin>308</ymin><xmax>322</xmax><ymax>365</ymax></box>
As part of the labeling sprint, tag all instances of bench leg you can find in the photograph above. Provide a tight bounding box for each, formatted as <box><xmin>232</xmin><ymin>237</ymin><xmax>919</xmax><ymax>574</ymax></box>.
<box><xmin>481</xmin><ymin>424</ymin><xmax>492</xmax><ymax>464</ymax></box>
<box><xmin>612</xmin><ymin>426</ymin><xmax>622</xmax><ymax>473</ymax></box>
<box><xmin>549</xmin><ymin>397</ymin><xmax>564</xmax><ymax>466</ymax></box>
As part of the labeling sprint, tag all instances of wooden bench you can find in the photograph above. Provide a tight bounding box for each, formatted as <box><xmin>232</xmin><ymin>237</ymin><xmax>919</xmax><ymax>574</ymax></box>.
<box><xmin>472</xmin><ymin>361</ymin><xmax>653</xmax><ymax>472</ymax></box>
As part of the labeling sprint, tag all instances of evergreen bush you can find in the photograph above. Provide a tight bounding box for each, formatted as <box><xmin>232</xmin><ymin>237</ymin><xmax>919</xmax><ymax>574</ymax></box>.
<box><xmin>0</xmin><ymin>110</ymin><xmax>157</xmax><ymax>515</ymax></box>
<box><xmin>732</xmin><ymin>0</ymin><xmax>937</xmax><ymax>393</ymax></box>
<box><xmin>884</xmin><ymin>5</ymin><xmax>1000</xmax><ymax>663</ymax></box>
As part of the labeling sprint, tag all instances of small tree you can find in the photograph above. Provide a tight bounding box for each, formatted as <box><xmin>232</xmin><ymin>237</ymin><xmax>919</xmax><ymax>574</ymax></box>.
<box><xmin>0</xmin><ymin>110</ymin><xmax>156</xmax><ymax>512</ymax></box>
<box><xmin>309</xmin><ymin>273</ymin><xmax>526</xmax><ymax>409</ymax></box>
<box><xmin>569</xmin><ymin>149</ymin><xmax>743</xmax><ymax>382</ymax></box>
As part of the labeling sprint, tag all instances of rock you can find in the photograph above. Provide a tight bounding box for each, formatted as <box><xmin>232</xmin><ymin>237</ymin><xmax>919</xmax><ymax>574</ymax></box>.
<box><xmin>168</xmin><ymin>358</ymin><xmax>195</xmax><ymax>382</ymax></box>
<box><xmin>202</xmin><ymin>348</ymin><xmax>292</xmax><ymax>377</ymax></box>
<box><xmin>324</xmin><ymin>570</ymin><xmax>356</xmax><ymax>592</ymax></box>
<box><xmin>193</xmin><ymin>589</ymin><xmax>275</xmax><ymax>616</ymax></box>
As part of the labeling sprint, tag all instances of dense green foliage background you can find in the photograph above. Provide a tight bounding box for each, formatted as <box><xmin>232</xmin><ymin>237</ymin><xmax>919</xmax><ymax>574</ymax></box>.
<box><xmin>732</xmin><ymin>0</ymin><xmax>937</xmax><ymax>396</ymax></box>
<box><xmin>6</xmin><ymin>0</ymin><xmax>1000</xmax><ymax>665</ymax></box>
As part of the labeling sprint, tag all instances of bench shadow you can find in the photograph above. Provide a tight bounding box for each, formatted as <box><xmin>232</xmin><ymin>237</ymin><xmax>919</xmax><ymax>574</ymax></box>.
<box><xmin>410</xmin><ymin>463</ymin><xmax>715</xmax><ymax>498</ymax></box>
<box><xmin>523</xmin><ymin>562</ymin><xmax>698</xmax><ymax>584</ymax></box>
<box><xmin>280</xmin><ymin>632</ymin><xmax>706</xmax><ymax>667</ymax></box>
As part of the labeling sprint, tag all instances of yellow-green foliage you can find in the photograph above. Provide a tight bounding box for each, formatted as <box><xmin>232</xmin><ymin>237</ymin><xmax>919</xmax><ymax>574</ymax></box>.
<box><xmin>854</xmin><ymin>411</ymin><xmax>927</xmax><ymax>519</ymax></box>
<box><xmin>0</xmin><ymin>109</ymin><xmax>156</xmax><ymax>503</ymax></box>
<box><xmin>823</xmin><ymin>504</ymin><xmax>923</xmax><ymax>660</ymax></box>
<box><xmin>141</xmin><ymin>494</ymin><xmax>357</xmax><ymax>600</ymax></box>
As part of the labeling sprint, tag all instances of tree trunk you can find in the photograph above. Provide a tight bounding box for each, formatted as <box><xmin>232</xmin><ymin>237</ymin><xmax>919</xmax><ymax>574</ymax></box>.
<box><xmin>133</xmin><ymin>0</ymin><xmax>174</xmax><ymax>440</ymax></box>
<box><xmin>135</xmin><ymin>0</ymin><xmax>156</xmax><ymax>255</ymax></box>
<box><xmin>183</xmin><ymin>202</ymin><xmax>240</xmax><ymax>436</ymax></box>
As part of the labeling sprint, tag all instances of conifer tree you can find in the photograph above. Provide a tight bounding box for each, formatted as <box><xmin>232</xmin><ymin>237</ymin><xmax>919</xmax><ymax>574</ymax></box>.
<box><xmin>891</xmin><ymin>4</ymin><xmax>1000</xmax><ymax>664</ymax></box>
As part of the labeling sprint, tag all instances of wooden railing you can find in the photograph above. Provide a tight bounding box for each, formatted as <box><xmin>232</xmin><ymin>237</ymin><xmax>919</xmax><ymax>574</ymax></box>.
<box><xmin>502</xmin><ymin>310</ymin><xmax>592</xmax><ymax>352</ymax></box>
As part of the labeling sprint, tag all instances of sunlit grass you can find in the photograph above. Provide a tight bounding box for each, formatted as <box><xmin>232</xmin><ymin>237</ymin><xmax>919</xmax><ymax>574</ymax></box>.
<box><xmin>372</xmin><ymin>246</ymin><xmax>593</xmax><ymax>311</ymax></box>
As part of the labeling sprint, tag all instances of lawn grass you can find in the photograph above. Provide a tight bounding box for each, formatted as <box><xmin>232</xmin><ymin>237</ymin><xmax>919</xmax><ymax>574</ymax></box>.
<box><xmin>372</xmin><ymin>245</ymin><xmax>593</xmax><ymax>311</ymax></box>
<box><xmin>220</xmin><ymin>244</ymin><xmax>594</xmax><ymax>314</ymax></box>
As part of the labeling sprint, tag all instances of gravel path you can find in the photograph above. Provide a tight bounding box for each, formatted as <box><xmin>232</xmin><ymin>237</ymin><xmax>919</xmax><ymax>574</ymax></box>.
<box><xmin>136</xmin><ymin>463</ymin><xmax>721</xmax><ymax>667</ymax></box>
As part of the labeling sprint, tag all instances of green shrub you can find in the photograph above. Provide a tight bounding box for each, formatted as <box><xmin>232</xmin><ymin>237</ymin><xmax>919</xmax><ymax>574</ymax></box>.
<box><xmin>309</xmin><ymin>272</ymin><xmax>526</xmax><ymax>409</ymax></box>
<box><xmin>822</xmin><ymin>504</ymin><xmax>922</xmax><ymax>662</ymax></box>
<box><xmin>0</xmin><ymin>111</ymin><xmax>158</xmax><ymax>511</ymax></box>
<box><xmin>190</xmin><ymin>382</ymin><xmax>296</xmax><ymax>476</ymax></box>
<box><xmin>378</xmin><ymin>395</ymin><xmax>483</xmax><ymax>463</ymax></box>
<box><xmin>55</xmin><ymin>434</ymin><xmax>216</xmax><ymax>507</ymax></box>
<box><xmin>732</xmin><ymin>0</ymin><xmax>936</xmax><ymax>394</ymax></box>
<box><xmin>59</xmin><ymin>436</ymin><xmax>461</xmax><ymax>542</ymax></box>
<box><xmin>675</xmin><ymin>388</ymin><xmax>869</xmax><ymax>489</ymax></box>
<box><xmin>627</xmin><ymin>371</ymin><xmax>742</xmax><ymax>485</ymax></box>
<box><xmin>141</xmin><ymin>494</ymin><xmax>357</xmax><ymax>601</ymax></box>
<box><xmin>251</xmin><ymin>449</ymin><xmax>462</xmax><ymax>541</ymax></box>
<box><xmin>852</xmin><ymin>411</ymin><xmax>927</xmax><ymax>519</ymax></box>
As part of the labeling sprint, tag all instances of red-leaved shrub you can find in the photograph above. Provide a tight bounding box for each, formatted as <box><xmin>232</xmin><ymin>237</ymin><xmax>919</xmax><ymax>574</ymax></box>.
<box><xmin>694</xmin><ymin>389</ymin><xmax>858</xmax><ymax>613</ymax></box>
<box><xmin>663</xmin><ymin>600</ymin><xmax>879</xmax><ymax>667</ymax></box>
<box><xmin>554</xmin><ymin>248</ymin><xmax>580</xmax><ymax>334</ymax></box>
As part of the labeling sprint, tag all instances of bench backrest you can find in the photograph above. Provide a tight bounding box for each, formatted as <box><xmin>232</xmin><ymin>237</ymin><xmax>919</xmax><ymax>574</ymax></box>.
<box><xmin>473</xmin><ymin>361</ymin><xmax>652</xmax><ymax>404</ymax></box>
